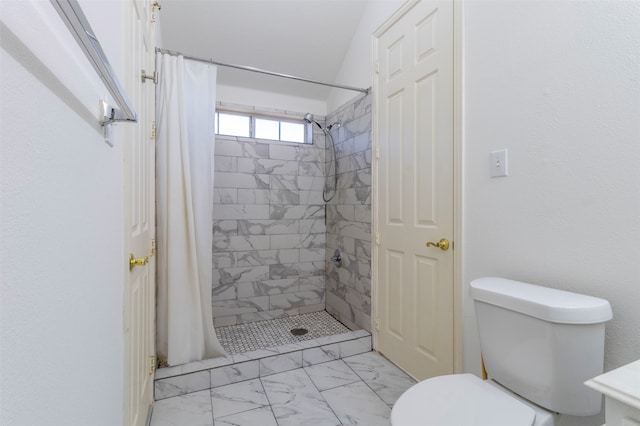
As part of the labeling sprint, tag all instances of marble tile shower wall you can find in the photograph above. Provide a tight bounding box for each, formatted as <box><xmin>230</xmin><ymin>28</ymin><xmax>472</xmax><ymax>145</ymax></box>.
<box><xmin>211</xmin><ymin>118</ymin><xmax>328</xmax><ymax>327</ymax></box>
<box><xmin>325</xmin><ymin>94</ymin><xmax>373</xmax><ymax>332</ymax></box>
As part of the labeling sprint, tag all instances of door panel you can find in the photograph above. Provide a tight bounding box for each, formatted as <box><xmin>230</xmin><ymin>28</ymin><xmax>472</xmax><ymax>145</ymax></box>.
<box><xmin>386</xmin><ymin>249</ymin><xmax>405</xmax><ymax>338</ymax></box>
<box><xmin>414</xmin><ymin>254</ymin><xmax>437</xmax><ymax>358</ymax></box>
<box><xmin>415</xmin><ymin>72</ymin><xmax>437</xmax><ymax>225</ymax></box>
<box><xmin>387</xmin><ymin>90</ymin><xmax>405</xmax><ymax>223</ymax></box>
<box><xmin>375</xmin><ymin>0</ymin><xmax>454</xmax><ymax>380</ymax></box>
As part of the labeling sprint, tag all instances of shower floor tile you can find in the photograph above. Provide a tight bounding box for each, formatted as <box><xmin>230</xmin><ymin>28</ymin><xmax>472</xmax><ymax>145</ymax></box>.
<box><xmin>216</xmin><ymin>311</ymin><xmax>350</xmax><ymax>355</ymax></box>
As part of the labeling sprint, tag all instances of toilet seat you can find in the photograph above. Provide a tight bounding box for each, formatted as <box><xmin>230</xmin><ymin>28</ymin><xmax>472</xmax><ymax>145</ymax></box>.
<box><xmin>391</xmin><ymin>374</ymin><xmax>536</xmax><ymax>426</ymax></box>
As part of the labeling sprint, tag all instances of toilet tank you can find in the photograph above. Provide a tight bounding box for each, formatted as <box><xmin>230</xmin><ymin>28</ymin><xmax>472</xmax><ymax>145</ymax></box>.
<box><xmin>470</xmin><ymin>277</ymin><xmax>612</xmax><ymax>416</ymax></box>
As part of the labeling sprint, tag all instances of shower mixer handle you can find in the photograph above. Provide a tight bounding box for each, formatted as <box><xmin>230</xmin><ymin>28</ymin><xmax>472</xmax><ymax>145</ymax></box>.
<box><xmin>330</xmin><ymin>249</ymin><xmax>342</xmax><ymax>267</ymax></box>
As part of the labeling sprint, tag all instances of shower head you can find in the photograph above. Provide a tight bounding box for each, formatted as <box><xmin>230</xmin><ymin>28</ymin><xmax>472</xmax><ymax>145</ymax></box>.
<box><xmin>303</xmin><ymin>113</ymin><xmax>324</xmax><ymax>130</ymax></box>
<box><xmin>304</xmin><ymin>113</ymin><xmax>341</xmax><ymax>134</ymax></box>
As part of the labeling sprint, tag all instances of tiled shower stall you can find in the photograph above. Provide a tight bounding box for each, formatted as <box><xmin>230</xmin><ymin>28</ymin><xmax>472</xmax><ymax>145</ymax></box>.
<box><xmin>153</xmin><ymin>94</ymin><xmax>373</xmax><ymax>398</ymax></box>
<box><xmin>211</xmin><ymin>93</ymin><xmax>372</xmax><ymax>332</ymax></box>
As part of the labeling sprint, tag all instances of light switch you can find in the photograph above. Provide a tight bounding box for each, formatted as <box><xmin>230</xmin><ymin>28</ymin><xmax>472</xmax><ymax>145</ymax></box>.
<box><xmin>490</xmin><ymin>149</ymin><xmax>508</xmax><ymax>178</ymax></box>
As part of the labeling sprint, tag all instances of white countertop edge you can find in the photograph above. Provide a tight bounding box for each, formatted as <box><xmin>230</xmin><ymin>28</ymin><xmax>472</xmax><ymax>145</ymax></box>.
<box><xmin>585</xmin><ymin>360</ymin><xmax>640</xmax><ymax>411</ymax></box>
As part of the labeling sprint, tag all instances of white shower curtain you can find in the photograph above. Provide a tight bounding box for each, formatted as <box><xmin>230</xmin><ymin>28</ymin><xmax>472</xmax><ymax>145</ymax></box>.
<box><xmin>156</xmin><ymin>53</ymin><xmax>226</xmax><ymax>366</ymax></box>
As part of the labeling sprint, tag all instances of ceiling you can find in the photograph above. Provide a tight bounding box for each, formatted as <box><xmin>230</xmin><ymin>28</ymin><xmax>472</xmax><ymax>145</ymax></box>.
<box><xmin>158</xmin><ymin>0</ymin><xmax>369</xmax><ymax>102</ymax></box>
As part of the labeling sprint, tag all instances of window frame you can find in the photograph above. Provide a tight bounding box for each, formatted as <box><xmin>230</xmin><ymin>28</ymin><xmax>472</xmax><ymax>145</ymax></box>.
<box><xmin>214</xmin><ymin>109</ymin><xmax>312</xmax><ymax>145</ymax></box>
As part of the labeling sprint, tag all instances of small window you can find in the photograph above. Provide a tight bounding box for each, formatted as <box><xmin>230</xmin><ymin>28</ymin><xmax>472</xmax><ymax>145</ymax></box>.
<box><xmin>216</xmin><ymin>112</ymin><xmax>250</xmax><ymax>137</ymax></box>
<box><xmin>280</xmin><ymin>121</ymin><xmax>305</xmax><ymax>143</ymax></box>
<box><xmin>215</xmin><ymin>110</ymin><xmax>309</xmax><ymax>144</ymax></box>
<box><xmin>255</xmin><ymin>118</ymin><xmax>279</xmax><ymax>140</ymax></box>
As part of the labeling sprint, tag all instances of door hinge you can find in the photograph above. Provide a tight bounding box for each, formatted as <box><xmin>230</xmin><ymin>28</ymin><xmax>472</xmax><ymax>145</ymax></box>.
<box><xmin>375</xmin><ymin>146</ymin><xmax>380</xmax><ymax>159</ymax></box>
<box><xmin>151</xmin><ymin>121</ymin><xmax>156</xmax><ymax>139</ymax></box>
<box><xmin>149</xmin><ymin>355</ymin><xmax>157</xmax><ymax>375</ymax></box>
<box><xmin>151</xmin><ymin>0</ymin><xmax>161</xmax><ymax>22</ymax></box>
<box><xmin>375</xmin><ymin>60</ymin><xmax>380</xmax><ymax>74</ymax></box>
<box><xmin>375</xmin><ymin>233</ymin><xmax>380</xmax><ymax>245</ymax></box>
<box><xmin>375</xmin><ymin>318</ymin><xmax>380</xmax><ymax>331</ymax></box>
<box><xmin>150</xmin><ymin>239</ymin><xmax>156</xmax><ymax>257</ymax></box>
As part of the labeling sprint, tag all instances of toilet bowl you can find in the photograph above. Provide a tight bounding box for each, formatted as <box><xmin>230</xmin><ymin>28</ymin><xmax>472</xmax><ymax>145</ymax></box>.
<box><xmin>390</xmin><ymin>277</ymin><xmax>612</xmax><ymax>426</ymax></box>
<box><xmin>391</xmin><ymin>374</ymin><xmax>554</xmax><ymax>426</ymax></box>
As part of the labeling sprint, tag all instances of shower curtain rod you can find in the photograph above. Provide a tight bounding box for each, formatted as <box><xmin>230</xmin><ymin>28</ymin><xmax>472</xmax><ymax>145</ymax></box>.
<box><xmin>156</xmin><ymin>48</ymin><xmax>370</xmax><ymax>94</ymax></box>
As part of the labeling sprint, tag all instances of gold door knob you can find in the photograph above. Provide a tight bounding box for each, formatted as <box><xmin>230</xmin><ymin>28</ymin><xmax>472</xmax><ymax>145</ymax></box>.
<box><xmin>426</xmin><ymin>238</ymin><xmax>450</xmax><ymax>251</ymax></box>
<box><xmin>129</xmin><ymin>253</ymin><xmax>149</xmax><ymax>270</ymax></box>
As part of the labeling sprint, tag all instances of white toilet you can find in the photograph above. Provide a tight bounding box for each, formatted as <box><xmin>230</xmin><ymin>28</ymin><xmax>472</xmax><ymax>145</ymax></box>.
<box><xmin>391</xmin><ymin>277</ymin><xmax>613</xmax><ymax>426</ymax></box>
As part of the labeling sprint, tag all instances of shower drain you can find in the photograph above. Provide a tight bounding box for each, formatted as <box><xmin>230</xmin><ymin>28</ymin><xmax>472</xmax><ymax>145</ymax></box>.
<box><xmin>290</xmin><ymin>327</ymin><xmax>309</xmax><ymax>336</ymax></box>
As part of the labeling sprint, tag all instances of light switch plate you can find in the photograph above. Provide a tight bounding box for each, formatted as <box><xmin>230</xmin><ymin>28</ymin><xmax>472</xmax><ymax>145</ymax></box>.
<box><xmin>490</xmin><ymin>149</ymin><xmax>508</xmax><ymax>177</ymax></box>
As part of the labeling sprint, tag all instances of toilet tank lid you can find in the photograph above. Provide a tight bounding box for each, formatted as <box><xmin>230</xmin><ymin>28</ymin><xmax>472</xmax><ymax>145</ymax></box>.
<box><xmin>470</xmin><ymin>277</ymin><xmax>612</xmax><ymax>324</ymax></box>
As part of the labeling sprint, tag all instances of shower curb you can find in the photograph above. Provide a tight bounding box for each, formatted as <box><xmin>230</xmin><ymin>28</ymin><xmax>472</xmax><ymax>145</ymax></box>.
<box><xmin>154</xmin><ymin>330</ymin><xmax>372</xmax><ymax>400</ymax></box>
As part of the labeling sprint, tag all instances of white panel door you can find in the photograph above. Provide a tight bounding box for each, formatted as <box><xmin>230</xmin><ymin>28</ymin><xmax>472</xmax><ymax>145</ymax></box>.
<box><xmin>123</xmin><ymin>1</ymin><xmax>156</xmax><ymax>425</ymax></box>
<box><xmin>374</xmin><ymin>0</ymin><xmax>454</xmax><ymax>380</ymax></box>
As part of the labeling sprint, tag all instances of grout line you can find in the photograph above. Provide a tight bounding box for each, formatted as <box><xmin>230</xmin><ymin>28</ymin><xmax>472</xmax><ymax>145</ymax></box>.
<box><xmin>210</xmin><ymin>379</ymin><xmax>271</xmax><ymax>423</ymax></box>
<box><xmin>303</xmin><ymin>359</ymin><xmax>362</xmax><ymax>392</ymax></box>
<box><xmin>341</xmin><ymin>352</ymin><xmax>391</xmax><ymax>405</ymax></box>
<box><xmin>300</xmin><ymin>364</ymin><xmax>344</xmax><ymax>425</ymax></box>
<box><xmin>207</xmin><ymin>386</ymin><xmax>215</xmax><ymax>426</ymax></box>
<box><xmin>257</xmin><ymin>375</ymin><xmax>281</xmax><ymax>426</ymax></box>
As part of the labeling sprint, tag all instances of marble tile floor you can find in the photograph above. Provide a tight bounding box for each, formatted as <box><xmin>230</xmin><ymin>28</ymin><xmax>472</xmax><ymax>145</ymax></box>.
<box><xmin>150</xmin><ymin>351</ymin><xmax>416</xmax><ymax>426</ymax></box>
<box><xmin>154</xmin><ymin>329</ymin><xmax>373</xmax><ymax>399</ymax></box>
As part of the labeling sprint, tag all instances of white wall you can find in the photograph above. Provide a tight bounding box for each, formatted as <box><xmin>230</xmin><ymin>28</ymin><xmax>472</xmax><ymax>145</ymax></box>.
<box><xmin>0</xmin><ymin>1</ymin><xmax>127</xmax><ymax>424</ymax></box>
<box><xmin>217</xmin><ymin>83</ymin><xmax>328</xmax><ymax>116</ymax></box>
<box><xmin>463</xmin><ymin>1</ymin><xmax>640</xmax><ymax>424</ymax></box>
<box><xmin>209</xmin><ymin>1</ymin><xmax>404</xmax><ymax>117</ymax></box>
<box><xmin>326</xmin><ymin>0</ymin><xmax>405</xmax><ymax>112</ymax></box>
